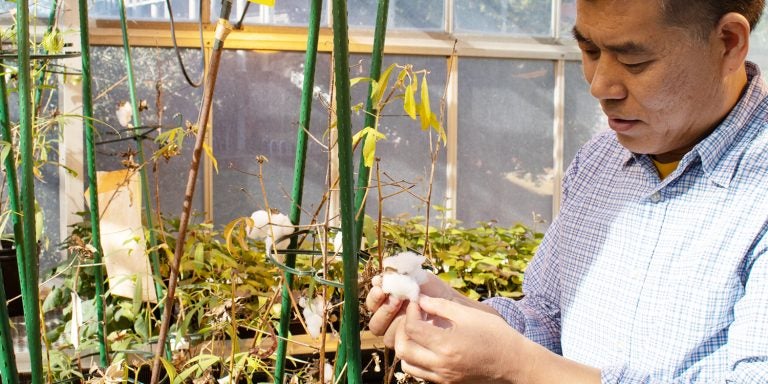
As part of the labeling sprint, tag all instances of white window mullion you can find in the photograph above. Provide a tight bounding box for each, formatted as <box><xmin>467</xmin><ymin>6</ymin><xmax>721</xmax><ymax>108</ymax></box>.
<box><xmin>59</xmin><ymin>0</ymin><xmax>85</xmax><ymax>253</ymax></box>
<box><xmin>444</xmin><ymin>54</ymin><xmax>458</xmax><ymax>221</ymax></box>
<box><xmin>552</xmin><ymin>59</ymin><xmax>565</xmax><ymax>216</ymax></box>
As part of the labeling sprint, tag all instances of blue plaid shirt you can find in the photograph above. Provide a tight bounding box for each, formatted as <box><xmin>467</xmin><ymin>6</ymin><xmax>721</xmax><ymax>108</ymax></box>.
<box><xmin>486</xmin><ymin>62</ymin><xmax>768</xmax><ymax>383</ymax></box>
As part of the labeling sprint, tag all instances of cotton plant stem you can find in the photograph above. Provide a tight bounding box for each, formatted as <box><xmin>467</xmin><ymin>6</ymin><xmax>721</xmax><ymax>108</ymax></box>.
<box><xmin>149</xmin><ymin>3</ymin><xmax>232</xmax><ymax>383</ymax></box>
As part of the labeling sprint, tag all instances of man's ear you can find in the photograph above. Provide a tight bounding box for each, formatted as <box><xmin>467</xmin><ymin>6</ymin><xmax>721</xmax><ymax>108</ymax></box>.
<box><xmin>715</xmin><ymin>12</ymin><xmax>750</xmax><ymax>75</ymax></box>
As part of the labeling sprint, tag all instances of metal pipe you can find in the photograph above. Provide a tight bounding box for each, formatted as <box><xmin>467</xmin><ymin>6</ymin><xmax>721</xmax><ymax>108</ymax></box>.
<box><xmin>273</xmin><ymin>0</ymin><xmax>323</xmax><ymax>382</ymax></box>
<box><xmin>79</xmin><ymin>0</ymin><xmax>109</xmax><ymax>367</ymax></box>
<box><xmin>150</xmin><ymin>1</ymin><xmax>233</xmax><ymax>382</ymax></box>
<box><xmin>117</xmin><ymin>0</ymin><xmax>170</xmax><ymax>361</ymax></box>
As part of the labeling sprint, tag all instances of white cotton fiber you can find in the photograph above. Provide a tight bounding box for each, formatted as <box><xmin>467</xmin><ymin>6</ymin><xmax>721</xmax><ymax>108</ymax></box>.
<box><xmin>381</xmin><ymin>272</ymin><xmax>421</xmax><ymax>302</ymax></box>
<box><xmin>382</xmin><ymin>251</ymin><xmax>428</xmax><ymax>284</ymax></box>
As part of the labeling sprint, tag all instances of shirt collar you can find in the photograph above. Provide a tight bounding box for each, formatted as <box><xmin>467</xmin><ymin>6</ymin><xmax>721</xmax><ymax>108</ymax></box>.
<box><xmin>621</xmin><ymin>61</ymin><xmax>768</xmax><ymax>187</ymax></box>
<box><xmin>690</xmin><ymin>61</ymin><xmax>768</xmax><ymax>187</ymax></box>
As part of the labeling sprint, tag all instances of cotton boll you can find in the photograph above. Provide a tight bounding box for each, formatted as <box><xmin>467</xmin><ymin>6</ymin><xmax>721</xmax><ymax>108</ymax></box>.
<box><xmin>116</xmin><ymin>101</ymin><xmax>132</xmax><ymax>127</ymax></box>
<box><xmin>269</xmin><ymin>212</ymin><xmax>294</xmax><ymax>248</ymax></box>
<box><xmin>300</xmin><ymin>296</ymin><xmax>326</xmax><ymax>339</ymax></box>
<box><xmin>304</xmin><ymin>309</ymin><xmax>323</xmax><ymax>339</ymax></box>
<box><xmin>264</xmin><ymin>237</ymin><xmax>285</xmax><ymax>263</ymax></box>
<box><xmin>383</xmin><ymin>251</ymin><xmax>428</xmax><ymax>284</ymax></box>
<box><xmin>170</xmin><ymin>333</ymin><xmax>189</xmax><ymax>351</ymax></box>
<box><xmin>323</xmin><ymin>362</ymin><xmax>334</xmax><ymax>383</ymax></box>
<box><xmin>381</xmin><ymin>272</ymin><xmax>421</xmax><ymax>302</ymax></box>
<box><xmin>248</xmin><ymin>210</ymin><xmax>270</xmax><ymax>239</ymax></box>
<box><xmin>333</xmin><ymin>232</ymin><xmax>343</xmax><ymax>252</ymax></box>
<box><xmin>248</xmin><ymin>210</ymin><xmax>294</xmax><ymax>249</ymax></box>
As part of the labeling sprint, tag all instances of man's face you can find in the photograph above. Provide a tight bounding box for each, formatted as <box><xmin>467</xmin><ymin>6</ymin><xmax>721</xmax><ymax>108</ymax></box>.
<box><xmin>574</xmin><ymin>0</ymin><xmax>729</xmax><ymax>161</ymax></box>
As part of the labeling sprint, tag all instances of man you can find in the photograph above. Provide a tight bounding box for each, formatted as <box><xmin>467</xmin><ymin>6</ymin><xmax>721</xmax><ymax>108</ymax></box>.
<box><xmin>366</xmin><ymin>0</ymin><xmax>768</xmax><ymax>382</ymax></box>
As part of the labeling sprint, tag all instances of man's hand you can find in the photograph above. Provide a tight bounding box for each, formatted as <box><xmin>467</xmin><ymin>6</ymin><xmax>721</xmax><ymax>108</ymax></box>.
<box><xmin>394</xmin><ymin>296</ymin><xmax>522</xmax><ymax>383</ymax></box>
<box><xmin>366</xmin><ymin>272</ymin><xmax>455</xmax><ymax>347</ymax></box>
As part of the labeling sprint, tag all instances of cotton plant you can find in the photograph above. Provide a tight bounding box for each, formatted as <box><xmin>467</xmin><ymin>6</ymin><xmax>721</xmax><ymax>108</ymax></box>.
<box><xmin>247</xmin><ymin>209</ymin><xmax>294</xmax><ymax>261</ymax></box>
<box><xmin>373</xmin><ymin>251</ymin><xmax>429</xmax><ymax>302</ymax></box>
<box><xmin>299</xmin><ymin>295</ymin><xmax>326</xmax><ymax>339</ymax></box>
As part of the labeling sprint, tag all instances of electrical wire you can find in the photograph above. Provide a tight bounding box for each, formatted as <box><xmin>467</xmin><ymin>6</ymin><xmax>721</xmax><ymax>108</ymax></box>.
<box><xmin>163</xmin><ymin>0</ymin><xmax>205</xmax><ymax>88</ymax></box>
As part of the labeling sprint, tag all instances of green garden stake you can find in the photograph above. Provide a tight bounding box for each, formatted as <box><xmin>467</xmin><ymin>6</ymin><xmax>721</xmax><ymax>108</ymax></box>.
<box><xmin>117</xmin><ymin>0</ymin><xmax>170</xmax><ymax>361</ymax></box>
<box><xmin>0</xmin><ymin>63</ymin><xmax>20</xmax><ymax>384</ymax></box>
<box><xmin>15</xmin><ymin>0</ymin><xmax>45</xmax><ymax>381</ymax></box>
<box><xmin>331</xmin><ymin>0</ymin><xmax>363</xmax><ymax>381</ymax></box>
<box><xmin>274</xmin><ymin>0</ymin><xmax>323</xmax><ymax>383</ymax></box>
<box><xmin>79</xmin><ymin>0</ymin><xmax>110</xmax><ymax>367</ymax></box>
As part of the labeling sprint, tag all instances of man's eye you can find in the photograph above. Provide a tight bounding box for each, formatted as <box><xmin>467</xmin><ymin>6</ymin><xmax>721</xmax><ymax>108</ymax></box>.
<box><xmin>582</xmin><ymin>49</ymin><xmax>600</xmax><ymax>59</ymax></box>
<box><xmin>623</xmin><ymin>61</ymin><xmax>650</xmax><ymax>72</ymax></box>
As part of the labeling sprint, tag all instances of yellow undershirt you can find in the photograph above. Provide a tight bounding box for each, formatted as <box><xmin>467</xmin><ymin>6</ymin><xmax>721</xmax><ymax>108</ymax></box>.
<box><xmin>652</xmin><ymin>158</ymin><xmax>680</xmax><ymax>180</ymax></box>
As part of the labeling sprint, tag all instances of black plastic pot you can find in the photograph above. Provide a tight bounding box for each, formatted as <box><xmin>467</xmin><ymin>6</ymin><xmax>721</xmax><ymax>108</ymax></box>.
<box><xmin>0</xmin><ymin>240</ymin><xmax>22</xmax><ymax>317</ymax></box>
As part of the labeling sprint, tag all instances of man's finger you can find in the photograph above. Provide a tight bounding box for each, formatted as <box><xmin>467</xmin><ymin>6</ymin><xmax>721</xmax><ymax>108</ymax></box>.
<box><xmin>365</xmin><ymin>285</ymin><xmax>388</xmax><ymax>312</ymax></box>
<box><xmin>417</xmin><ymin>295</ymin><xmax>467</xmax><ymax>322</ymax></box>
<box><xmin>368</xmin><ymin>295</ymin><xmax>404</xmax><ymax>336</ymax></box>
<box><xmin>401</xmin><ymin>300</ymin><xmax>448</xmax><ymax>351</ymax></box>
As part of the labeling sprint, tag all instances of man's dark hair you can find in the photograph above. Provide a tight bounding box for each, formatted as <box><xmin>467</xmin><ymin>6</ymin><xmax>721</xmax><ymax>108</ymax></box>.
<box><xmin>660</xmin><ymin>0</ymin><xmax>766</xmax><ymax>40</ymax></box>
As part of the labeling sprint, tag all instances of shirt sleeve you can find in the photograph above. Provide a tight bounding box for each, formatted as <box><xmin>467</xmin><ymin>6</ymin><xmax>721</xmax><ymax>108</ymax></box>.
<box><xmin>601</xmin><ymin>230</ymin><xmax>768</xmax><ymax>383</ymax></box>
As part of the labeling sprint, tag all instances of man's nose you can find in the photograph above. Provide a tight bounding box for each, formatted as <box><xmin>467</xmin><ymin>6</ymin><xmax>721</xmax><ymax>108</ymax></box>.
<box><xmin>589</xmin><ymin>58</ymin><xmax>627</xmax><ymax>101</ymax></box>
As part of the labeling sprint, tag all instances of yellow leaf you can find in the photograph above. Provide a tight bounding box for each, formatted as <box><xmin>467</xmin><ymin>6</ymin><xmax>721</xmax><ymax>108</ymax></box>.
<box><xmin>362</xmin><ymin>135</ymin><xmax>377</xmax><ymax>168</ymax></box>
<box><xmin>203</xmin><ymin>142</ymin><xmax>218</xmax><ymax>173</ymax></box>
<box><xmin>355</xmin><ymin>127</ymin><xmax>387</xmax><ymax>168</ymax></box>
<box><xmin>350</xmin><ymin>77</ymin><xmax>371</xmax><ymax>88</ymax></box>
<box><xmin>247</xmin><ymin>0</ymin><xmax>275</xmax><ymax>6</ymax></box>
<box><xmin>420</xmin><ymin>75</ymin><xmax>431</xmax><ymax>130</ymax></box>
<box><xmin>373</xmin><ymin>63</ymin><xmax>397</xmax><ymax>107</ymax></box>
<box><xmin>404</xmin><ymin>84</ymin><xmax>416</xmax><ymax>119</ymax></box>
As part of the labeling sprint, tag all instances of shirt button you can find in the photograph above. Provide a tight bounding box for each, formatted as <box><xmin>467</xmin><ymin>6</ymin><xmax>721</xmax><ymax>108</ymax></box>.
<box><xmin>650</xmin><ymin>192</ymin><xmax>662</xmax><ymax>203</ymax></box>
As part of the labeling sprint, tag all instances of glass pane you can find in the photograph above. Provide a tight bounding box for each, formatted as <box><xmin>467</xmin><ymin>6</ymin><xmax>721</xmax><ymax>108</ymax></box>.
<box><xmin>347</xmin><ymin>0</ymin><xmax>444</xmax><ymax>30</ymax></box>
<box><xmin>213</xmin><ymin>0</ymin><xmax>329</xmax><ymax>26</ymax></box>
<box><xmin>0</xmin><ymin>1</ymin><xmax>55</xmax><ymax>26</ymax></box>
<box><xmin>91</xmin><ymin>0</ymin><xmax>199</xmax><ymax>21</ymax></box>
<box><xmin>0</xmin><ymin>61</ymin><xmax>61</xmax><ymax>273</ymax></box>
<box><xmin>748</xmin><ymin>9</ymin><xmax>768</xmax><ymax>68</ymax></box>
<box><xmin>454</xmin><ymin>0</ymin><xmax>553</xmax><ymax>36</ymax></box>
<box><xmin>563</xmin><ymin>61</ymin><xmax>605</xmax><ymax>166</ymax></box>
<box><xmin>457</xmin><ymin>58</ymin><xmax>554</xmax><ymax>227</ymax></box>
<box><xmin>349</xmin><ymin>54</ymin><xmax>448</xmax><ymax>219</ymax></box>
<box><xmin>211</xmin><ymin>51</ymin><xmax>332</xmax><ymax>226</ymax></box>
<box><xmin>90</xmin><ymin>46</ymin><xmax>205</xmax><ymax>220</ymax></box>
<box><xmin>560</xmin><ymin>0</ymin><xmax>577</xmax><ymax>39</ymax></box>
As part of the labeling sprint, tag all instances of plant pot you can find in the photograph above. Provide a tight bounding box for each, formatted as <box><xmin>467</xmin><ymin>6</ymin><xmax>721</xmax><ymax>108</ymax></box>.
<box><xmin>0</xmin><ymin>240</ymin><xmax>23</xmax><ymax>317</ymax></box>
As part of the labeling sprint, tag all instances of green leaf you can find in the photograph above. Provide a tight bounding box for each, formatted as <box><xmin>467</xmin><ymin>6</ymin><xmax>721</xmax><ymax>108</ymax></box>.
<box><xmin>134</xmin><ymin>315</ymin><xmax>149</xmax><ymax>340</ymax></box>
<box><xmin>194</xmin><ymin>242</ymin><xmax>204</xmax><ymax>265</ymax></box>
<box><xmin>132</xmin><ymin>277</ymin><xmax>143</xmax><ymax>314</ymax></box>
<box><xmin>0</xmin><ymin>140</ymin><xmax>11</xmax><ymax>165</ymax></box>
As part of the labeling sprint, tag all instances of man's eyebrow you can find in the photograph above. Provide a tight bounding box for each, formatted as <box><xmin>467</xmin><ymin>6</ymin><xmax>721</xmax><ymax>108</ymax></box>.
<box><xmin>571</xmin><ymin>26</ymin><xmax>650</xmax><ymax>55</ymax></box>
